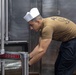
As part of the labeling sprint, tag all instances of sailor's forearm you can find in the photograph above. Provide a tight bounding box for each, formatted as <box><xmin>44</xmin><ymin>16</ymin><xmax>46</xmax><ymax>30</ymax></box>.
<box><xmin>29</xmin><ymin>38</ymin><xmax>51</xmax><ymax>65</ymax></box>
<box><xmin>29</xmin><ymin>45</ymin><xmax>40</xmax><ymax>59</ymax></box>
<box><xmin>29</xmin><ymin>50</ymin><xmax>46</xmax><ymax>65</ymax></box>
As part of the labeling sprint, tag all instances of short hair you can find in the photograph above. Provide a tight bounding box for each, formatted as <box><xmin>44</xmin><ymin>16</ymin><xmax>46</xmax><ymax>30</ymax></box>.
<box><xmin>31</xmin><ymin>15</ymin><xmax>42</xmax><ymax>22</ymax></box>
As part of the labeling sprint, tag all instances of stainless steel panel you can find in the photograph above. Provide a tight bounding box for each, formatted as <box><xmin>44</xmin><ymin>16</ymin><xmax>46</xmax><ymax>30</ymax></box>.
<box><xmin>58</xmin><ymin>0</ymin><xmax>76</xmax><ymax>23</ymax></box>
<box><xmin>42</xmin><ymin>0</ymin><xmax>58</xmax><ymax>17</ymax></box>
<box><xmin>0</xmin><ymin>0</ymin><xmax>1</xmax><ymax>39</ymax></box>
<box><xmin>8</xmin><ymin>0</ymin><xmax>30</xmax><ymax>41</ymax></box>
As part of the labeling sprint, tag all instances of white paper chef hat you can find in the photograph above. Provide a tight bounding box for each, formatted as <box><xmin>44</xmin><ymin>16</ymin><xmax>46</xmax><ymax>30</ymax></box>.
<box><xmin>23</xmin><ymin>8</ymin><xmax>40</xmax><ymax>22</ymax></box>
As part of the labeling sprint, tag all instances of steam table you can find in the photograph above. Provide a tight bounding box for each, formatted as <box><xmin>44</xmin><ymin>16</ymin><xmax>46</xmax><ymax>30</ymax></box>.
<box><xmin>0</xmin><ymin>52</ymin><xmax>29</xmax><ymax>75</ymax></box>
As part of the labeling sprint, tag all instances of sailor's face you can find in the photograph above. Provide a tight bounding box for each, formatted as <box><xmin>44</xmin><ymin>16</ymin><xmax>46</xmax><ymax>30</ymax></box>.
<box><xmin>28</xmin><ymin>21</ymin><xmax>40</xmax><ymax>31</ymax></box>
